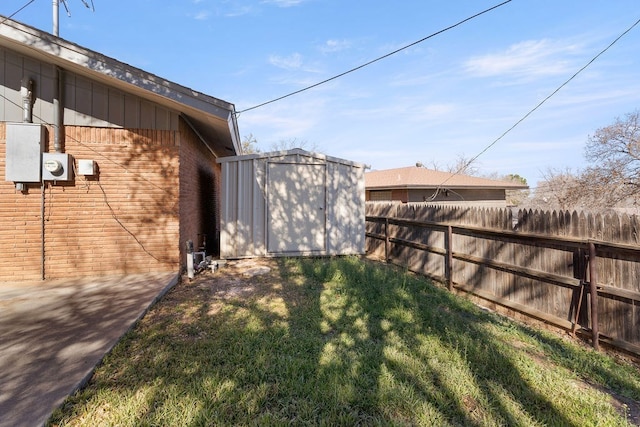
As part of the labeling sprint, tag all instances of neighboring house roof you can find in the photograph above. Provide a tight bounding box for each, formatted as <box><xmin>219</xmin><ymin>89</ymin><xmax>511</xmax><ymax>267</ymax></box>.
<box><xmin>0</xmin><ymin>16</ymin><xmax>240</xmax><ymax>156</ymax></box>
<box><xmin>366</xmin><ymin>166</ymin><xmax>529</xmax><ymax>190</ymax></box>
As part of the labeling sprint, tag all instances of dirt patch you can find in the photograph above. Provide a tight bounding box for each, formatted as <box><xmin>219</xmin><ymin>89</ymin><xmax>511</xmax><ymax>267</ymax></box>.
<box><xmin>571</xmin><ymin>379</ymin><xmax>640</xmax><ymax>425</ymax></box>
<box><xmin>185</xmin><ymin>258</ymin><xmax>281</xmax><ymax>315</ymax></box>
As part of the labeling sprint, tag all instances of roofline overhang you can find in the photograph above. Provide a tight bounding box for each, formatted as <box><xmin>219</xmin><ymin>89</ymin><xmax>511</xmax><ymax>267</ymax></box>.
<box><xmin>366</xmin><ymin>185</ymin><xmax>529</xmax><ymax>191</ymax></box>
<box><xmin>0</xmin><ymin>16</ymin><xmax>241</xmax><ymax>155</ymax></box>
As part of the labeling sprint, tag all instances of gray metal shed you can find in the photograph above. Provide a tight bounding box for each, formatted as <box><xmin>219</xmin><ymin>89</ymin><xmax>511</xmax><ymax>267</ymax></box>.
<box><xmin>217</xmin><ymin>148</ymin><xmax>365</xmax><ymax>258</ymax></box>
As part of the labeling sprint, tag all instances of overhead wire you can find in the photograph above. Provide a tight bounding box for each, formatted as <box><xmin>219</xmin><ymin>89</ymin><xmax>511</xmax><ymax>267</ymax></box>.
<box><xmin>432</xmin><ymin>14</ymin><xmax>640</xmax><ymax>196</ymax></box>
<box><xmin>236</xmin><ymin>0</ymin><xmax>513</xmax><ymax>115</ymax></box>
<box><xmin>0</xmin><ymin>0</ymin><xmax>37</xmax><ymax>26</ymax></box>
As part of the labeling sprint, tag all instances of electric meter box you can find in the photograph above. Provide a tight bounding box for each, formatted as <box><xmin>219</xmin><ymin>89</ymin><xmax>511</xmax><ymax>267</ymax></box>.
<box><xmin>42</xmin><ymin>152</ymin><xmax>73</xmax><ymax>181</ymax></box>
<box><xmin>5</xmin><ymin>122</ymin><xmax>45</xmax><ymax>183</ymax></box>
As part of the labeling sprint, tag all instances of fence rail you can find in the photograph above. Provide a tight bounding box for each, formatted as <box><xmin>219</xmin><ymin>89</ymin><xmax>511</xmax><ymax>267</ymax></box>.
<box><xmin>365</xmin><ymin>204</ymin><xmax>640</xmax><ymax>355</ymax></box>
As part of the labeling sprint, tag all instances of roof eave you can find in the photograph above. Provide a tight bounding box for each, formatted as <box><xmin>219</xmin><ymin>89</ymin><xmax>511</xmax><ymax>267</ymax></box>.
<box><xmin>0</xmin><ymin>16</ymin><xmax>240</xmax><ymax>156</ymax></box>
<box><xmin>366</xmin><ymin>185</ymin><xmax>529</xmax><ymax>190</ymax></box>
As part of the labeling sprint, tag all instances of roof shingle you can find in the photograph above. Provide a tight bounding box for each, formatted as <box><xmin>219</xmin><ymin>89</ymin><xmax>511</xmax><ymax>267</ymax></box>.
<box><xmin>365</xmin><ymin>166</ymin><xmax>528</xmax><ymax>190</ymax></box>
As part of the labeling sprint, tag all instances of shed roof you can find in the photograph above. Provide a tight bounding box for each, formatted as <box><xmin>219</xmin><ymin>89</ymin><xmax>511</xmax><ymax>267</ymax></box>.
<box><xmin>217</xmin><ymin>148</ymin><xmax>365</xmax><ymax>168</ymax></box>
<box><xmin>366</xmin><ymin>166</ymin><xmax>528</xmax><ymax>190</ymax></box>
<box><xmin>0</xmin><ymin>16</ymin><xmax>240</xmax><ymax>156</ymax></box>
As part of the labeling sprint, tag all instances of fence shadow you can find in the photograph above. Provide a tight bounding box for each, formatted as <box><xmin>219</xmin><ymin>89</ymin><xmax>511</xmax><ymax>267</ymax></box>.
<box><xmin>366</xmin><ymin>202</ymin><xmax>640</xmax><ymax>356</ymax></box>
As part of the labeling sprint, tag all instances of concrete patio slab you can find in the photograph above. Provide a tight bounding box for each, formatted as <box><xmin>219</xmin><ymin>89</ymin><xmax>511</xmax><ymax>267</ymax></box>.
<box><xmin>0</xmin><ymin>272</ymin><xmax>179</xmax><ymax>427</ymax></box>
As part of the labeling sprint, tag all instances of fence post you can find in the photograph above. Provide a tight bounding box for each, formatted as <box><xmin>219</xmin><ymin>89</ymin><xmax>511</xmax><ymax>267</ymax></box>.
<box><xmin>570</xmin><ymin>248</ymin><xmax>588</xmax><ymax>337</ymax></box>
<box><xmin>445</xmin><ymin>225</ymin><xmax>453</xmax><ymax>291</ymax></box>
<box><xmin>384</xmin><ymin>217</ymin><xmax>390</xmax><ymax>263</ymax></box>
<box><xmin>588</xmin><ymin>242</ymin><xmax>600</xmax><ymax>351</ymax></box>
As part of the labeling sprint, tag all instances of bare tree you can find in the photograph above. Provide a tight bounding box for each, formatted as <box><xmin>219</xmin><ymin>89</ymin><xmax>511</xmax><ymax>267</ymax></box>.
<box><xmin>528</xmin><ymin>111</ymin><xmax>640</xmax><ymax>212</ymax></box>
<box><xmin>241</xmin><ymin>133</ymin><xmax>260</xmax><ymax>154</ymax></box>
<box><xmin>529</xmin><ymin>168</ymin><xmax>585</xmax><ymax>211</ymax></box>
<box><xmin>424</xmin><ymin>154</ymin><xmax>480</xmax><ymax>176</ymax></box>
<box><xmin>269</xmin><ymin>138</ymin><xmax>319</xmax><ymax>153</ymax></box>
<box><xmin>448</xmin><ymin>153</ymin><xmax>480</xmax><ymax>176</ymax></box>
<box><xmin>583</xmin><ymin>110</ymin><xmax>640</xmax><ymax>206</ymax></box>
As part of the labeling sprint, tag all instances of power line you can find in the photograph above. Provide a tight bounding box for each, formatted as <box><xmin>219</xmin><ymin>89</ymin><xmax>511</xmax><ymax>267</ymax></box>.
<box><xmin>236</xmin><ymin>0</ymin><xmax>513</xmax><ymax>115</ymax></box>
<box><xmin>0</xmin><ymin>0</ymin><xmax>37</xmax><ymax>26</ymax></box>
<box><xmin>437</xmin><ymin>14</ymin><xmax>640</xmax><ymax>189</ymax></box>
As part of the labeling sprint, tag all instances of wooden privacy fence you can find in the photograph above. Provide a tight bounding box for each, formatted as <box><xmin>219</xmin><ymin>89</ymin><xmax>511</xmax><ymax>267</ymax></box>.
<box><xmin>365</xmin><ymin>203</ymin><xmax>640</xmax><ymax>355</ymax></box>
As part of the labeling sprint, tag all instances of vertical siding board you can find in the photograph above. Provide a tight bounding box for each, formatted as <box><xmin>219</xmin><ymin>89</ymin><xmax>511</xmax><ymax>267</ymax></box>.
<box><xmin>3</xmin><ymin>50</ymin><xmax>22</xmax><ymax>122</ymax></box>
<box><xmin>124</xmin><ymin>94</ymin><xmax>140</xmax><ymax>128</ymax></box>
<box><xmin>63</xmin><ymin>73</ymin><xmax>77</xmax><ymax>126</ymax></box>
<box><xmin>253</xmin><ymin>158</ymin><xmax>267</xmax><ymax>256</ymax></box>
<box><xmin>75</xmin><ymin>76</ymin><xmax>92</xmax><ymax>125</ymax></box>
<box><xmin>91</xmin><ymin>82</ymin><xmax>109</xmax><ymax>124</ymax></box>
<box><xmin>0</xmin><ymin>49</ymin><xmax>4</xmax><ymax>110</ymax></box>
<box><xmin>108</xmin><ymin>89</ymin><xmax>125</xmax><ymax>126</ymax></box>
<box><xmin>140</xmin><ymin>100</ymin><xmax>154</xmax><ymax>129</ymax></box>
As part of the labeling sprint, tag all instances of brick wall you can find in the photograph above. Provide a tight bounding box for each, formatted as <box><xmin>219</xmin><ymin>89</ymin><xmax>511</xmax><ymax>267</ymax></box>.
<box><xmin>0</xmin><ymin>122</ymin><xmax>181</xmax><ymax>280</ymax></box>
<box><xmin>178</xmin><ymin>118</ymin><xmax>221</xmax><ymax>268</ymax></box>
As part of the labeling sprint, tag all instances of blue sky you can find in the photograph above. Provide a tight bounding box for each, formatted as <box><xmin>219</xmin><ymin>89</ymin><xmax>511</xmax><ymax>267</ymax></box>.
<box><xmin>4</xmin><ymin>0</ymin><xmax>640</xmax><ymax>187</ymax></box>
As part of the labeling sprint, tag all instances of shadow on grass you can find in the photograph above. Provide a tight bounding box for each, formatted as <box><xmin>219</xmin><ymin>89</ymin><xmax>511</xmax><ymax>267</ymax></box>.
<box><xmin>294</xmin><ymin>257</ymin><xmax>573</xmax><ymax>426</ymax></box>
<box><xmin>49</xmin><ymin>257</ymin><xmax>639</xmax><ymax>426</ymax></box>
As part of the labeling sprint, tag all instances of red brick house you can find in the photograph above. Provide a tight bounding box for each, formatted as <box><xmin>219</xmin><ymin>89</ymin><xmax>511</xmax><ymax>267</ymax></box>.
<box><xmin>0</xmin><ymin>17</ymin><xmax>240</xmax><ymax>280</ymax></box>
<box><xmin>366</xmin><ymin>166</ymin><xmax>528</xmax><ymax>207</ymax></box>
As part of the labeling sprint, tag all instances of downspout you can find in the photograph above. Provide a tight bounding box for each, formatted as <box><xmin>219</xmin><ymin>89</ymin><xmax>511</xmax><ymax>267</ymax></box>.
<box><xmin>52</xmin><ymin>65</ymin><xmax>63</xmax><ymax>153</ymax></box>
<box><xmin>53</xmin><ymin>0</ymin><xmax>62</xmax><ymax>152</ymax></box>
<box><xmin>41</xmin><ymin>183</ymin><xmax>45</xmax><ymax>280</ymax></box>
<box><xmin>20</xmin><ymin>78</ymin><xmax>33</xmax><ymax>123</ymax></box>
<box><xmin>44</xmin><ymin>2</ymin><xmax>63</xmax><ymax>278</ymax></box>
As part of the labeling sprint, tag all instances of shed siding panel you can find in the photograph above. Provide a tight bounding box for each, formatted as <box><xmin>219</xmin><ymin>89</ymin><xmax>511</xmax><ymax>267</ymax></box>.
<box><xmin>238</xmin><ymin>159</ymin><xmax>255</xmax><ymax>256</ymax></box>
<box><xmin>253</xmin><ymin>158</ymin><xmax>267</xmax><ymax>255</ymax></box>
<box><xmin>327</xmin><ymin>161</ymin><xmax>365</xmax><ymax>255</ymax></box>
<box><xmin>221</xmin><ymin>160</ymin><xmax>241</xmax><ymax>257</ymax></box>
<box><xmin>219</xmin><ymin>150</ymin><xmax>364</xmax><ymax>258</ymax></box>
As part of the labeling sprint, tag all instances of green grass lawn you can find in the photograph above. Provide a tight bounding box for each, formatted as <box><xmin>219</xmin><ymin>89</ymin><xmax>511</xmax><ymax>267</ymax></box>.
<box><xmin>49</xmin><ymin>256</ymin><xmax>640</xmax><ymax>426</ymax></box>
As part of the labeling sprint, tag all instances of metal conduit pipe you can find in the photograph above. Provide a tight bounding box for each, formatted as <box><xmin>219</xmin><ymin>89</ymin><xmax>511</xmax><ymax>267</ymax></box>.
<box><xmin>21</xmin><ymin>77</ymin><xmax>33</xmax><ymax>123</ymax></box>
<box><xmin>53</xmin><ymin>65</ymin><xmax>63</xmax><ymax>153</ymax></box>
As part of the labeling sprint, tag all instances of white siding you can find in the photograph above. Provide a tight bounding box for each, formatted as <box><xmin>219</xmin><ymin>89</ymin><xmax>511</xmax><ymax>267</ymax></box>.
<box><xmin>218</xmin><ymin>149</ymin><xmax>365</xmax><ymax>258</ymax></box>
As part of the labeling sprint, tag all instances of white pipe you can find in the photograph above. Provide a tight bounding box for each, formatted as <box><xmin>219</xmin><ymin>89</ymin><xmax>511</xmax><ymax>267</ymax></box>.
<box><xmin>20</xmin><ymin>77</ymin><xmax>33</xmax><ymax>123</ymax></box>
<box><xmin>53</xmin><ymin>0</ymin><xmax>59</xmax><ymax>36</ymax></box>
<box><xmin>52</xmin><ymin>2</ymin><xmax>63</xmax><ymax>152</ymax></box>
<box><xmin>53</xmin><ymin>66</ymin><xmax>62</xmax><ymax>152</ymax></box>
<box><xmin>186</xmin><ymin>240</ymin><xmax>195</xmax><ymax>279</ymax></box>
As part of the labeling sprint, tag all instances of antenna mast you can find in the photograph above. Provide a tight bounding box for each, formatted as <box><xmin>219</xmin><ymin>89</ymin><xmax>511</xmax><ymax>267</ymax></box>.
<box><xmin>52</xmin><ymin>0</ymin><xmax>94</xmax><ymax>36</ymax></box>
<box><xmin>53</xmin><ymin>0</ymin><xmax>58</xmax><ymax>36</ymax></box>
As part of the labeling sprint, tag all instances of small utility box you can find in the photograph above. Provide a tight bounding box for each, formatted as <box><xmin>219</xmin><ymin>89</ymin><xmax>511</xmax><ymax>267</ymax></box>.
<box><xmin>5</xmin><ymin>122</ymin><xmax>44</xmax><ymax>183</ymax></box>
<box><xmin>217</xmin><ymin>148</ymin><xmax>365</xmax><ymax>258</ymax></box>
<box><xmin>42</xmin><ymin>152</ymin><xmax>73</xmax><ymax>181</ymax></box>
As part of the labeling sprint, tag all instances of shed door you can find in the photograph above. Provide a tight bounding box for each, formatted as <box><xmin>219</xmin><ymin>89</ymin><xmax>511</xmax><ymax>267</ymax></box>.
<box><xmin>267</xmin><ymin>162</ymin><xmax>326</xmax><ymax>253</ymax></box>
